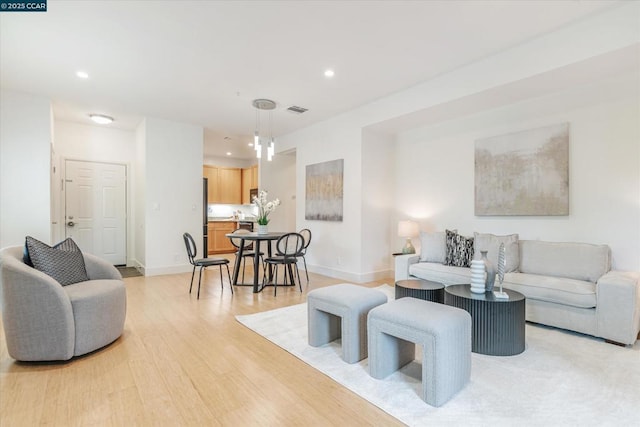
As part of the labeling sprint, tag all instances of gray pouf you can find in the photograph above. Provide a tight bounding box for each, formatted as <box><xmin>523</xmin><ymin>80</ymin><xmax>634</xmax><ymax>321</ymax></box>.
<box><xmin>308</xmin><ymin>284</ymin><xmax>387</xmax><ymax>363</ymax></box>
<box><xmin>368</xmin><ymin>297</ymin><xmax>471</xmax><ymax>407</ymax></box>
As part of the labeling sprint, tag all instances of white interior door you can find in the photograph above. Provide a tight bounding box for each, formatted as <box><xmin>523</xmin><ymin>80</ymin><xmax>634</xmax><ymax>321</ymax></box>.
<box><xmin>65</xmin><ymin>160</ymin><xmax>126</xmax><ymax>265</ymax></box>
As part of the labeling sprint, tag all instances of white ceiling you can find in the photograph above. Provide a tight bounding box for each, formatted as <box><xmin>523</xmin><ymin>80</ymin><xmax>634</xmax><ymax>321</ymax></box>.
<box><xmin>0</xmin><ymin>0</ymin><xmax>620</xmax><ymax>159</ymax></box>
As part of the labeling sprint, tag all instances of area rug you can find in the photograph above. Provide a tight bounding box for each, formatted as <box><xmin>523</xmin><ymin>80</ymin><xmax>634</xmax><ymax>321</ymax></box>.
<box><xmin>236</xmin><ymin>285</ymin><xmax>640</xmax><ymax>426</ymax></box>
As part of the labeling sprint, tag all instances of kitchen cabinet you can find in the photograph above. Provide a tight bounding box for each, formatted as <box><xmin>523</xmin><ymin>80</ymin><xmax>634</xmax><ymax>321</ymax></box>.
<box><xmin>203</xmin><ymin>166</ymin><xmax>219</xmax><ymax>203</ymax></box>
<box><xmin>241</xmin><ymin>165</ymin><xmax>259</xmax><ymax>204</ymax></box>
<box><xmin>208</xmin><ymin>221</ymin><xmax>236</xmax><ymax>254</ymax></box>
<box><xmin>218</xmin><ymin>168</ymin><xmax>242</xmax><ymax>204</ymax></box>
<box><xmin>204</xmin><ymin>165</ymin><xmax>241</xmax><ymax>204</ymax></box>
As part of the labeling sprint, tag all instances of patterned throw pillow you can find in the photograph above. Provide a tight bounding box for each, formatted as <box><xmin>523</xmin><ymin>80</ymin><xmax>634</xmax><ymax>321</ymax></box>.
<box><xmin>25</xmin><ymin>236</ymin><xmax>89</xmax><ymax>286</ymax></box>
<box><xmin>445</xmin><ymin>230</ymin><xmax>474</xmax><ymax>267</ymax></box>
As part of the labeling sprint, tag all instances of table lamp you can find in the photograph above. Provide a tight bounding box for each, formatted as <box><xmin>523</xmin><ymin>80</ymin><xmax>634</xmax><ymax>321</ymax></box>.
<box><xmin>398</xmin><ymin>220</ymin><xmax>419</xmax><ymax>254</ymax></box>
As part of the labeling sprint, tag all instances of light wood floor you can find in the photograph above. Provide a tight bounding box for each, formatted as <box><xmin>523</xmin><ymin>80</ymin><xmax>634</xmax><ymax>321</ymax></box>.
<box><xmin>0</xmin><ymin>262</ymin><xmax>403</xmax><ymax>426</ymax></box>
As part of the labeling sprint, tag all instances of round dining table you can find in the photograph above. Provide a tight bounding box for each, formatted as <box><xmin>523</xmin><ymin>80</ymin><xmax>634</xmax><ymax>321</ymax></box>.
<box><xmin>225</xmin><ymin>231</ymin><xmax>286</xmax><ymax>293</ymax></box>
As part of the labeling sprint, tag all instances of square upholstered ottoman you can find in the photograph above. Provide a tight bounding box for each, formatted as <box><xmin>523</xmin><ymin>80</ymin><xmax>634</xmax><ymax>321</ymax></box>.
<box><xmin>307</xmin><ymin>284</ymin><xmax>387</xmax><ymax>363</ymax></box>
<box><xmin>368</xmin><ymin>297</ymin><xmax>471</xmax><ymax>406</ymax></box>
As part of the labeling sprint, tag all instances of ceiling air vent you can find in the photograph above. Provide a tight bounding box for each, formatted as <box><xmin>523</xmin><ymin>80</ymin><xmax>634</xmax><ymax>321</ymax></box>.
<box><xmin>286</xmin><ymin>105</ymin><xmax>308</xmax><ymax>114</ymax></box>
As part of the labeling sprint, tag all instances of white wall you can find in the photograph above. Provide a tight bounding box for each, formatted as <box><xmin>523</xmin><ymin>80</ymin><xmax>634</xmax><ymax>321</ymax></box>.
<box><xmin>53</xmin><ymin>121</ymin><xmax>137</xmax><ymax>265</ymax></box>
<box><xmin>134</xmin><ymin>121</ymin><xmax>146</xmax><ymax>268</ymax></box>
<box><xmin>279</xmin><ymin>120</ymin><xmax>365</xmax><ymax>281</ymax></box>
<box><xmin>204</xmin><ymin>155</ymin><xmax>256</xmax><ymax>169</ymax></box>
<box><xmin>395</xmin><ymin>70</ymin><xmax>640</xmax><ymax>271</ymax></box>
<box><xmin>142</xmin><ymin>118</ymin><xmax>204</xmax><ymax>276</ymax></box>
<box><xmin>0</xmin><ymin>90</ymin><xmax>51</xmax><ymax>247</ymax></box>
<box><xmin>361</xmin><ymin>129</ymin><xmax>395</xmax><ymax>280</ymax></box>
<box><xmin>258</xmin><ymin>151</ymin><xmax>296</xmax><ymax>233</ymax></box>
<box><xmin>54</xmin><ymin>121</ymin><xmax>136</xmax><ymax>162</ymax></box>
<box><xmin>272</xmin><ymin>3</ymin><xmax>640</xmax><ymax>281</ymax></box>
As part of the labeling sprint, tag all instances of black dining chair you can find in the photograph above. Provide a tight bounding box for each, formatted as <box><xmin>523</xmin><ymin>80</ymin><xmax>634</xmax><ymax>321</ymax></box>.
<box><xmin>262</xmin><ymin>232</ymin><xmax>305</xmax><ymax>296</ymax></box>
<box><xmin>228</xmin><ymin>228</ymin><xmax>266</xmax><ymax>284</ymax></box>
<box><xmin>296</xmin><ymin>228</ymin><xmax>312</xmax><ymax>284</ymax></box>
<box><xmin>183</xmin><ymin>232</ymin><xmax>232</xmax><ymax>299</ymax></box>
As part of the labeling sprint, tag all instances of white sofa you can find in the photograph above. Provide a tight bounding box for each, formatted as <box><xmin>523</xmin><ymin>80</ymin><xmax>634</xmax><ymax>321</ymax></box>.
<box><xmin>395</xmin><ymin>232</ymin><xmax>640</xmax><ymax>346</ymax></box>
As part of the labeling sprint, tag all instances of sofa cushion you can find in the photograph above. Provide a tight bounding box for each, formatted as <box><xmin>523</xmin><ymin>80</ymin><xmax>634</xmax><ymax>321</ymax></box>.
<box><xmin>25</xmin><ymin>236</ymin><xmax>90</xmax><ymax>286</ymax></box>
<box><xmin>503</xmin><ymin>272</ymin><xmax>596</xmax><ymax>309</ymax></box>
<box><xmin>419</xmin><ymin>231</ymin><xmax>450</xmax><ymax>263</ymax></box>
<box><xmin>410</xmin><ymin>262</ymin><xmax>472</xmax><ymax>286</ymax></box>
<box><xmin>445</xmin><ymin>230</ymin><xmax>474</xmax><ymax>267</ymax></box>
<box><xmin>518</xmin><ymin>240</ymin><xmax>610</xmax><ymax>283</ymax></box>
<box><xmin>474</xmin><ymin>232</ymin><xmax>519</xmax><ymax>273</ymax></box>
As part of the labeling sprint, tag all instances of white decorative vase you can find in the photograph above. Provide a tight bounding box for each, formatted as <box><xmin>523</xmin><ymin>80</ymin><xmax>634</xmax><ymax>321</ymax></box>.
<box><xmin>257</xmin><ymin>224</ymin><xmax>268</xmax><ymax>235</ymax></box>
<box><xmin>470</xmin><ymin>259</ymin><xmax>486</xmax><ymax>293</ymax></box>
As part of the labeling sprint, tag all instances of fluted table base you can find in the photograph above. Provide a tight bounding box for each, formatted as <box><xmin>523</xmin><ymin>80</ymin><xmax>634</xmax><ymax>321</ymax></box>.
<box><xmin>395</xmin><ymin>279</ymin><xmax>445</xmax><ymax>303</ymax></box>
<box><xmin>444</xmin><ymin>284</ymin><xmax>526</xmax><ymax>356</ymax></box>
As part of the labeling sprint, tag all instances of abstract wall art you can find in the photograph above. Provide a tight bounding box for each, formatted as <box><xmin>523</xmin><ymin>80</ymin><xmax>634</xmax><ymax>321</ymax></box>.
<box><xmin>305</xmin><ymin>158</ymin><xmax>344</xmax><ymax>221</ymax></box>
<box><xmin>475</xmin><ymin>122</ymin><xmax>569</xmax><ymax>216</ymax></box>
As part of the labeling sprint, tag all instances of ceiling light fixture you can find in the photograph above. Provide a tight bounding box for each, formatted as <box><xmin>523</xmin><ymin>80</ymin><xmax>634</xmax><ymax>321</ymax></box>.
<box><xmin>76</xmin><ymin>70</ymin><xmax>89</xmax><ymax>79</ymax></box>
<box><xmin>89</xmin><ymin>114</ymin><xmax>114</xmax><ymax>125</ymax></box>
<box><xmin>252</xmin><ymin>99</ymin><xmax>276</xmax><ymax>161</ymax></box>
<box><xmin>324</xmin><ymin>69</ymin><xmax>335</xmax><ymax>78</ymax></box>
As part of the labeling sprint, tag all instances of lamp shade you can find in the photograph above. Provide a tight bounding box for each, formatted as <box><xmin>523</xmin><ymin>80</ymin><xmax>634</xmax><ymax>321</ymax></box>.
<box><xmin>397</xmin><ymin>220</ymin><xmax>419</xmax><ymax>238</ymax></box>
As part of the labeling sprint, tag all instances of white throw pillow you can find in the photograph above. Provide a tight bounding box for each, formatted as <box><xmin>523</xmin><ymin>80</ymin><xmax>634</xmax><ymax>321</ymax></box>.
<box><xmin>473</xmin><ymin>232</ymin><xmax>520</xmax><ymax>273</ymax></box>
<box><xmin>419</xmin><ymin>230</ymin><xmax>454</xmax><ymax>264</ymax></box>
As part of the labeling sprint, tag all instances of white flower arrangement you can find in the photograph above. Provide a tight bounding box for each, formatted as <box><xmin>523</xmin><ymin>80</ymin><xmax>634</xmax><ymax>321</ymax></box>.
<box><xmin>253</xmin><ymin>190</ymin><xmax>280</xmax><ymax>225</ymax></box>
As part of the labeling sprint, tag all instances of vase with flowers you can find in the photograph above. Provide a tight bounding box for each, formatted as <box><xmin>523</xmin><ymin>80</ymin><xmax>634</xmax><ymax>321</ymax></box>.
<box><xmin>253</xmin><ymin>190</ymin><xmax>280</xmax><ymax>234</ymax></box>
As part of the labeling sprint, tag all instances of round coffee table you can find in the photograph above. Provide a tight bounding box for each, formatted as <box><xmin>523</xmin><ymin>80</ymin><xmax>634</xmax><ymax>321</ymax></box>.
<box><xmin>395</xmin><ymin>279</ymin><xmax>445</xmax><ymax>303</ymax></box>
<box><xmin>444</xmin><ymin>284</ymin><xmax>526</xmax><ymax>356</ymax></box>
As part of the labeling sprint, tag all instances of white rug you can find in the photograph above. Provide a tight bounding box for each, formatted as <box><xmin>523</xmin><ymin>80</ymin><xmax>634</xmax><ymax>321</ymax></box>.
<box><xmin>236</xmin><ymin>285</ymin><xmax>640</xmax><ymax>426</ymax></box>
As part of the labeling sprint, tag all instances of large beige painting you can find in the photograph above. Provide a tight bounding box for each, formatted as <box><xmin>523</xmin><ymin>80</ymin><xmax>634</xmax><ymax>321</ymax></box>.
<box><xmin>305</xmin><ymin>159</ymin><xmax>343</xmax><ymax>221</ymax></box>
<box><xmin>475</xmin><ymin>123</ymin><xmax>569</xmax><ymax>216</ymax></box>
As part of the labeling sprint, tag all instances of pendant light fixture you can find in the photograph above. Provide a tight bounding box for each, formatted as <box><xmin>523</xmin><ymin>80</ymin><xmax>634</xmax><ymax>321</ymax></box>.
<box><xmin>252</xmin><ymin>99</ymin><xmax>276</xmax><ymax>161</ymax></box>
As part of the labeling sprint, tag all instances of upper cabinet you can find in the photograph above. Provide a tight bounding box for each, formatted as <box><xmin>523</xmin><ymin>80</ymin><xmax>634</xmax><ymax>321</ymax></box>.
<box><xmin>218</xmin><ymin>168</ymin><xmax>242</xmax><ymax>204</ymax></box>
<box><xmin>203</xmin><ymin>166</ymin><xmax>219</xmax><ymax>203</ymax></box>
<box><xmin>241</xmin><ymin>165</ymin><xmax>258</xmax><ymax>204</ymax></box>
<box><xmin>204</xmin><ymin>165</ymin><xmax>242</xmax><ymax>204</ymax></box>
<box><xmin>205</xmin><ymin>164</ymin><xmax>257</xmax><ymax>204</ymax></box>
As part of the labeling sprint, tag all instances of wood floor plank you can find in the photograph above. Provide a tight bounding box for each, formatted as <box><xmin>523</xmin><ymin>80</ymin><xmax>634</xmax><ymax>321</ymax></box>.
<box><xmin>0</xmin><ymin>266</ymin><xmax>403</xmax><ymax>426</ymax></box>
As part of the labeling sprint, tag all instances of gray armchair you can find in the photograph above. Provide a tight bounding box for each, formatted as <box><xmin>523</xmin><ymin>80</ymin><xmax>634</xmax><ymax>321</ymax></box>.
<box><xmin>0</xmin><ymin>246</ymin><xmax>126</xmax><ymax>361</ymax></box>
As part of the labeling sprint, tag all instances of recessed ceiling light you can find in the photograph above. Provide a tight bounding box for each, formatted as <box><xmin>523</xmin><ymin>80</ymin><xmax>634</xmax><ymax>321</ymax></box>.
<box><xmin>324</xmin><ymin>69</ymin><xmax>335</xmax><ymax>78</ymax></box>
<box><xmin>89</xmin><ymin>114</ymin><xmax>114</xmax><ymax>125</ymax></box>
<box><xmin>76</xmin><ymin>70</ymin><xmax>89</xmax><ymax>79</ymax></box>
<box><xmin>226</xmin><ymin>152</ymin><xmax>232</xmax><ymax>156</ymax></box>
<box><xmin>248</xmin><ymin>143</ymin><xmax>254</xmax><ymax>147</ymax></box>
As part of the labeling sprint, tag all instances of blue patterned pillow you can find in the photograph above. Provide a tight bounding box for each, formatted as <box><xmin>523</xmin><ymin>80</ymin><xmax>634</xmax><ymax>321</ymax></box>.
<box><xmin>445</xmin><ymin>230</ymin><xmax>474</xmax><ymax>267</ymax></box>
<box><xmin>25</xmin><ymin>236</ymin><xmax>89</xmax><ymax>286</ymax></box>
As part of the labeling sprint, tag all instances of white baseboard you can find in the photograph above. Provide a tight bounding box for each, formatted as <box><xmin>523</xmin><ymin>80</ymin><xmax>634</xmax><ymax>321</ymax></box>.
<box><xmin>131</xmin><ymin>259</ymin><xmax>392</xmax><ymax>282</ymax></box>
<box><xmin>308</xmin><ymin>264</ymin><xmax>393</xmax><ymax>284</ymax></box>
<box><xmin>144</xmin><ymin>263</ymin><xmax>193</xmax><ymax>277</ymax></box>
<box><xmin>130</xmin><ymin>259</ymin><xmax>193</xmax><ymax>277</ymax></box>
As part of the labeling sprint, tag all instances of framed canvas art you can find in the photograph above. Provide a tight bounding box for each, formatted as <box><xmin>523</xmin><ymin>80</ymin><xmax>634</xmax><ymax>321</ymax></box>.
<box><xmin>305</xmin><ymin>159</ymin><xmax>344</xmax><ymax>221</ymax></box>
<box><xmin>475</xmin><ymin>123</ymin><xmax>569</xmax><ymax>216</ymax></box>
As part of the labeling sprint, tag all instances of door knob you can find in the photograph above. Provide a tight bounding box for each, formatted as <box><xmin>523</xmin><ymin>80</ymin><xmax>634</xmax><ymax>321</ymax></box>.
<box><xmin>67</xmin><ymin>221</ymin><xmax>75</xmax><ymax>227</ymax></box>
